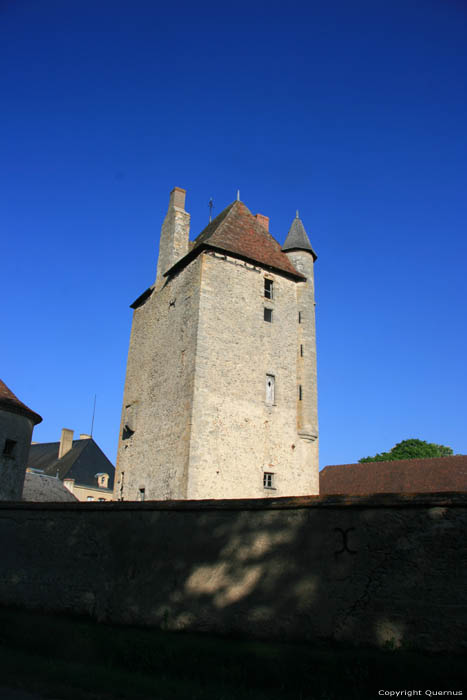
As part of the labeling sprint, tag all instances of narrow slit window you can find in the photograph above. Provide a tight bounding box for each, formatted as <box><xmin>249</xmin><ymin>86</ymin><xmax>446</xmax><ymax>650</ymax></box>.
<box><xmin>263</xmin><ymin>472</ymin><xmax>274</xmax><ymax>489</ymax></box>
<box><xmin>264</xmin><ymin>308</ymin><xmax>273</xmax><ymax>323</ymax></box>
<box><xmin>264</xmin><ymin>279</ymin><xmax>273</xmax><ymax>300</ymax></box>
<box><xmin>266</xmin><ymin>374</ymin><xmax>275</xmax><ymax>405</ymax></box>
<box><xmin>299</xmin><ymin>385</ymin><xmax>303</xmax><ymax>401</ymax></box>
<box><xmin>298</xmin><ymin>311</ymin><xmax>302</xmax><ymax>324</ymax></box>
<box><xmin>300</xmin><ymin>344</ymin><xmax>304</xmax><ymax>357</ymax></box>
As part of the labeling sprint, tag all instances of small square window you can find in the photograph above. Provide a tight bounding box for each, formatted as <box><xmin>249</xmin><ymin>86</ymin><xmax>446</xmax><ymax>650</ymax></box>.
<box><xmin>264</xmin><ymin>279</ymin><xmax>273</xmax><ymax>300</ymax></box>
<box><xmin>264</xmin><ymin>308</ymin><xmax>273</xmax><ymax>323</ymax></box>
<box><xmin>263</xmin><ymin>472</ymin><xmax>275</xmax><ymax>489</ymax></box>
<box><xmin>3</xmin><ymin>439</ymin><xmax>16</xmax><ymax>457</ymax></box>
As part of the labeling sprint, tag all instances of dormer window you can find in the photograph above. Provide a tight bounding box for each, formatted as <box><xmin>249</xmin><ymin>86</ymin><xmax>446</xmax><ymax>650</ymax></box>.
<box><xmin>264</xmin><ymin>279</ymin><xmax>273</xmax><ymax>300</ymax></box>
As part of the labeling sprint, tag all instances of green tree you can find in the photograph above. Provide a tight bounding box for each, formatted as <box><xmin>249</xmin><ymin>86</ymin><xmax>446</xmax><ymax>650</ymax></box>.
<box><xmin>359</xmin><ymin>438</ymin><xmax>453</xmax><ymax>463</ymax></box>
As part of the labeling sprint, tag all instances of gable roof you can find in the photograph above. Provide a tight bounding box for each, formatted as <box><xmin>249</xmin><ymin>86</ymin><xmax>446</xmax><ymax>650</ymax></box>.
<box><xmin>320</xmin><ymin>455</ymin><xmax>467</xmax><ymax>495</ymax></box>
<box><xmin>282</xmin><ymin>214</ymin><xmax>317</xmax><ymax>260</ymax></box>
<box><xmin>0</xmin><ymin>379</ymin><xmax>42</xmax><ymax>425</ymax></box>
<box><xmin>22</xmin><ymin>472</ymin><xmax>78</xmax><ymax>502</ymax></box>
<box><xmin>165</xmin><ymin>200</ymin><xmax>305</xmax><ymax>281</ymax></box>
<box><xmin>28</xmin><ymin>438</ymin><xmax>115</xmax><ymax>490</ymax></box>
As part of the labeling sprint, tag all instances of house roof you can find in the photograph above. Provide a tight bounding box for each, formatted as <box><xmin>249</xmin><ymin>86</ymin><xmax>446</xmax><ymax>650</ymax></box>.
<box><xmin>0</xmin><ymin>379</ymin><xmax>42</xmax><ymax>425</ymax></box>
<box><xmin>164</xmin><ymin>200</ymin><xmax>305</xmax><ymax>281</ymax></box>
<box><xmin>282</xmin><ymin>213</ymin><xmax>317</xmax><ymax>260</ymax></box>
<box><xmin>22</xmin><ymin>472</ymin><xmax>78</xmax><ymax>502</ymax></box>
<box><xmin>319</xmin><ymin>455</ymin><xmax>467</xmax><ymax>495</ymax></box>
<box><xmin>27</xmin><ymin>438</ymin><xmax>115</xmax><ymax>490</ymax></box>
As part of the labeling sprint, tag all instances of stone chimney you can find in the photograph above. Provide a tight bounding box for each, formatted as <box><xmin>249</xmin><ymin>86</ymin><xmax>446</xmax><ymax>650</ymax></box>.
<box><xmin>155</xmin><ymin>187</ymin><xmax>190</xmax><ymax>289</ymax></box>
<box><xmin>255</xmin><ymin>214</ymin><xmax>269</xmax><ymax>231</ymax></box>
<box><xmin>58</xmin><ymin>428</ymin><xmax>74</xmax><ymax>459</ymax></box>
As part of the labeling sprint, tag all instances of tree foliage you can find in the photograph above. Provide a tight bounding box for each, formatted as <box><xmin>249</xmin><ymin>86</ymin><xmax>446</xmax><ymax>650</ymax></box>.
<box><xmin>359</xmin><ymin>438</ymin><xmax>454</xmax><ymax>463</ymax></box>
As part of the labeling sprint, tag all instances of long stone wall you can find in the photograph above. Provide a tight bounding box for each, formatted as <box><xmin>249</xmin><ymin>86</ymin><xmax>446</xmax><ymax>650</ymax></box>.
<box><xmin>0</xmin><ymin>494</ymin><xmax>465</xmax><ymax>653</ymax></box>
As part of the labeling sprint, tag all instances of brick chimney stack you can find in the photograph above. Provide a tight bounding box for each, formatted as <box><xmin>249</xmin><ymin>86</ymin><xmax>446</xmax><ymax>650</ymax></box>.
<box><xmin>255</xmin><ymin>214</ymin><xmax>269</xmax><ymax>231</ymax></box>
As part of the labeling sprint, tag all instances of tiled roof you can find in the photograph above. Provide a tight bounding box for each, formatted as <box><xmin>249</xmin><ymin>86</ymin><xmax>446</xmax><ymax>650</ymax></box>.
<box><xmin>0</xmin><ymin>379</ymin><xmax>42</xmax><ymax>425</ymax></box>
<box><xmin>28</xmin><ymin>439</ymin><xmax>115</xmax><ymax>490</ymax></box>
<box><xmin>282</xmin><ymin>214</ymin><xmax>317</xmax><ymax>260</ymax></box>
<box><xmin>22</xmin><ymin>472</ymin><xmax>78</xmax><ymax>502</ymax></box>
<box><xmin>165</xmin><ymin>200</ymin><xmax>305</xmax><ymax>280</ymax></box>
<box><xmin>320</xmin><ymin>455</ymin><xmax>467</xmax><ymax>495</ymax></box>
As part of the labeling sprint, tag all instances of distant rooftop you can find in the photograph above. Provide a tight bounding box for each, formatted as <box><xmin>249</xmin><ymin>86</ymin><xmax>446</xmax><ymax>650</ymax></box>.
<box><xmin>28</xmin><ymin>437</ymin><xmax>115</xmax><ymax>490</ymax></box>
<box><xmin>22</xmin><ymin>472</ymin><xmax>78</xmax><ymax>502</ymax></box>
<box><xmin>320</xmin><ymin>455</ymin><xmax>467</xmax><ymax>495</ymax></box>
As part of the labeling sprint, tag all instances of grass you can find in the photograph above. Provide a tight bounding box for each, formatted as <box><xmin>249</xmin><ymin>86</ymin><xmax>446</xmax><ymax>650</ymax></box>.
<box><xmin>0</xmin><ymin>607</ymin><xmax>465</xmax><ymax>699</ymax></box>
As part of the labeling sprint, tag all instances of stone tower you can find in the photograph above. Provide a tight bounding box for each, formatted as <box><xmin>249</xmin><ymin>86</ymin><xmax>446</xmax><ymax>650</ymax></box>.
<box><xmin>114</xmin><ymin>188</ymin><xmax>319</xmax><ymax>501</ymax></box>
<box><xmin>0</xmin><ymin>379</ymin><xmax>42</xmax><ymax>500</ymax></box>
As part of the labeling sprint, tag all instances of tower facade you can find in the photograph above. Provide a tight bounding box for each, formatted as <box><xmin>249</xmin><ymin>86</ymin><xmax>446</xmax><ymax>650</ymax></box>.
<box><xmin>114</xmin><ymin>188</ymin><xmax>319</xmax><ymax>501</ymax></box>
<box><xmin>0</xmin><ymin>379</ymin><xmax>42</xmax><ymax>500</ymax></box>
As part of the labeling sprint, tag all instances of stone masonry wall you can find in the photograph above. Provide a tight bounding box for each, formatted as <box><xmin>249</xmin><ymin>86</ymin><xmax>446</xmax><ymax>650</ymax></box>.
<box><xmin>0</xmin><ymin>410</ymin><xmax>33</xmax><ymax>500</ymax></box>
<box><xmin>0</xmin><ymin>494</ymin><xmax>465</xmax><ymax>653</ymax></box>
<box><xmin>188</xmin><ymin>251</ymin><xmax>319</xmax><ymax>499</ymax></box>
<box><xmin>115</xmin><ymin>256</ymin><xmax>203</xmax><ymax>501</ymax></box>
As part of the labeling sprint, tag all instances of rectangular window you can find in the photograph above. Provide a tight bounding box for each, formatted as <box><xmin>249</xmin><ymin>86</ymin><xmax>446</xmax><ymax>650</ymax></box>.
<box><xmin>264</xmin><ymin>278</ymin><xmax>273</xmax><ymax>299</ymax></box>
<box><xmin>300</xmin><ymin>344</ymin><xmax>304</xmax><ymax>357</ymax></box>
<box><xmin>266</xmin><ymin>374</ymin><xmax>275</xmax><ymax>405</ymax></box>
<box><xmin>3</xmin><ymin>439</ymin><xmax>16</xmax><ymax>456</ymax></box>
<box><xmin>263</xmin><ymin>472</ymin><xmax>275</xmax><ymax>489</ymax></box>
<box><xmin>298</xmin><ymin>311</ymin><xmax>302</xmax><ymax>324</ymax></box>
<box><xmin>139</xmin><ymin>487</ymin><xmax>146</xmax><ymax>502</ymax></box>
<box><xmin>87</xmin><ymin>496</ymin><xmax>94</xmax><ymax>501</ymax></box>
<box><xmin>299</xmin><ymin>385</ymin><xmax>303</xmax><ymax>401</ymax></box>
<box><xmin>264</xmin><ymin>308</ymin><xmax>273</xmax><ymax>323</ymax></box>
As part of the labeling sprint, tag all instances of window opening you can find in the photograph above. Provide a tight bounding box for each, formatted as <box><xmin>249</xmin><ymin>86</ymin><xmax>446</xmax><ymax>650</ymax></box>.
<box><xmin>264</xmin><ymin>308</ymin><xmax>273</xmax><ymax>323</ymax></box>
<box><xmin>3</xmin><ymin>439</ymin><xmax>16</xmax><ymax>456</ymax></box>
<box><xmin>299</xmin><ymin>385</ymin><xmax>303</xmax><ymax>401</ymax></box>
<box><xmin>264</xmin><ymin>279</ymin><xmax>273</xmax><ymax>299</ymax></box>
<box><xmin>298</xmin><ymin>311</ymin><xmax>302</xmax><ymax>324</ymax></box>
<box><xmin>266</xmin><ymin>374</ymin><xmax>275</xmax><ymax>405</ymax></box>
<box><xmin>263</xmin><ymin>472</ymin><xmax>275</xmax><ymax>489</ymax></box>
<box><xmin>139</xmin><ymin>487</ymin><xmax>146</xmax><ymax>502</ymax></box>
<box><xmin>300</xmin><ymin>344</ymin><xmax>304</xmax><ymax>357</ymax></box>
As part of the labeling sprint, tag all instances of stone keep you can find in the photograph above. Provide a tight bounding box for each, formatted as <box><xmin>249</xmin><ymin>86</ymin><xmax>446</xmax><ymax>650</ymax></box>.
<box><xmin>114</xmin><ymin>188</ymin><xmax>319</xmax><ymax>501</ymax></box>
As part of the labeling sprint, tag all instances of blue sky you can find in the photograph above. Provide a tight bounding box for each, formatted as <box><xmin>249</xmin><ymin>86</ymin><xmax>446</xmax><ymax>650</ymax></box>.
<box><xmin>1</xmin><ymin>0</ymin><xmax>466</xmax><ymax>469</ymax></box>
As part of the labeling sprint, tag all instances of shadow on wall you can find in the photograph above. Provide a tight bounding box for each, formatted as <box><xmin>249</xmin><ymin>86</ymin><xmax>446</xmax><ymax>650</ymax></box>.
<box><xmin>0</xmin><ymin>496</ymin><xmax>465</xmax><ymax>653</ymax></box>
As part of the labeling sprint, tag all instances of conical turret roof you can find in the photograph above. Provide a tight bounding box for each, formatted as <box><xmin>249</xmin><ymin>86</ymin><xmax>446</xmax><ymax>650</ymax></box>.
<box><xmin>164</xmin><ymin>200</ymin><xmax>305</xmax><ymax>280</ymax></box>
<box><xmin>282</xmin><ymin>213</ymin><xmax>317</xmax><ymax>260</ymax></box>
<box><xmin>0</xmin><ymin>379</ymin><xmax>42</xmax><ymax>425</ymax></box>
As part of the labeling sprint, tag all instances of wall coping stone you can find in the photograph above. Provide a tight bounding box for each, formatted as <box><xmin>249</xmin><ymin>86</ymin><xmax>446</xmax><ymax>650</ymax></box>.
<box><xmin>6</xmin><ymin>492</ymin><xmax>467</xmax><ymax>512</ymax></box>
